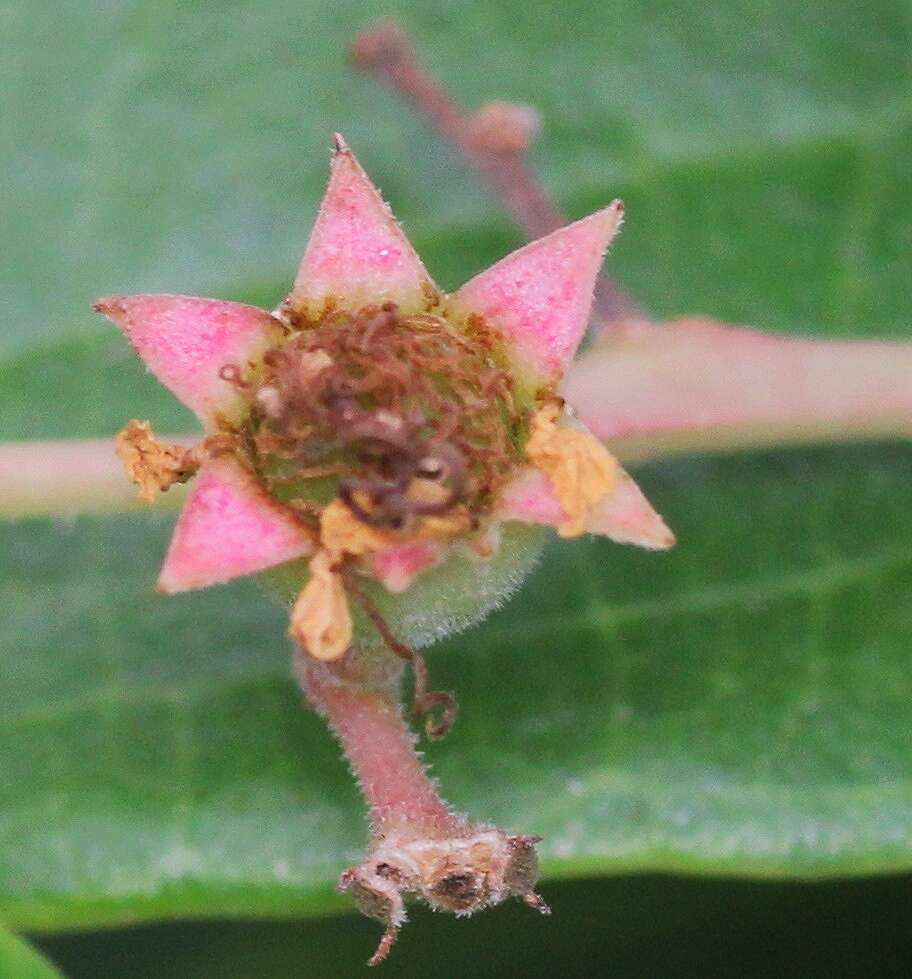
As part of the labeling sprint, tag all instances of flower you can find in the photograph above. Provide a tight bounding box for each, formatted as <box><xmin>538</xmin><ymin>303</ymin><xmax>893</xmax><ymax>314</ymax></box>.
<box><xmin>95</xmin><ymin>134</ymin><xmax>673</xmax><ymax>664</ymax></box>
<box><xmin>94</xmin><ymin>132</ymin><xmax>679</xmax><ymax>962</ymax></box>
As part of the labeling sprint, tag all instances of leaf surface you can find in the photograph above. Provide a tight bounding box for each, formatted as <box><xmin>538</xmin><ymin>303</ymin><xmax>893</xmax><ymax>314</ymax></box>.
<box><xmin>2</xmin><ymin>0</ymin><xmax>911</xmax><ymax>933</ymax></box>
<box><xmin>0</xmin><ymin>929</ymin><xmax>64</xmax><ymax>978</ymax></box>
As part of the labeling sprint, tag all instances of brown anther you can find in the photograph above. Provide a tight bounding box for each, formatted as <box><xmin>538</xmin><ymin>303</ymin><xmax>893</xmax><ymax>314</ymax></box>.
<box><xmin>115</xmin><ymin>420</ymin><xmax>200</xmax><ymax>503</ymax></box>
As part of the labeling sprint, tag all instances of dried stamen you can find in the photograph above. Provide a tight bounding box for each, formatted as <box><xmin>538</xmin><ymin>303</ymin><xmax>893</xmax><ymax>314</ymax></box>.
<box><xmin>526</xmin><ymin>399</ymin><xmax>619</xmax><ymax>537</ymax></box>
<box><xmin>115</xmin><ymin>420</ymin><xmax>200</xmax><ymax>502</ymax></box>
<box><xmin>218</xmin><ymin>363</ymin><xmax>251</xmax><ymax>390</ymax></box>
<box><xmin>246</xmin><ymin>303</ymin><xmax>523</xmax><ymax>529</ymax></box>
<box><xmin>290</xmin><ymin>550</ymin><xmax>353</xmax><ymax>660</ymax></box>
<box><xmin>345</xmin><ymin>574</ymin><xmax>458</xmax><ymax>738</ymax></box>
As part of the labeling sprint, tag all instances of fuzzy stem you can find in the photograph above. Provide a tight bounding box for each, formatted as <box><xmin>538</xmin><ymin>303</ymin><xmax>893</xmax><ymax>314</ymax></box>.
<box><xmin>296</xmin><ymin>648</ymin><xmax>466</xmax><ymax>840</ymax></box>
<box><xmin>299</xmin><ymin>645</ymin><xmax>546</xmax><ymax>964</ymax></box>
<box><xmin>298</xmin><ymin>646</ymin><xmax>546</xmax><ymax>964</ymax></box>
<box><xmin>349</xmin><ymin>20</ymin><xmax>634</xmax><ymax>322</ymax></box>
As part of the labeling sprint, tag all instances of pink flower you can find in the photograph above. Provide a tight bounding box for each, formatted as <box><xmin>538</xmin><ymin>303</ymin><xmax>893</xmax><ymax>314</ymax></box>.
<box><xmin>93</xmin><ymin>133</ymin><xmax>682</xmax><ymax>961</ymax></box>
<box><xmin>95</xmin><ymin>135</ymin><xmax>673</xmax><ymax>662</ymax></box>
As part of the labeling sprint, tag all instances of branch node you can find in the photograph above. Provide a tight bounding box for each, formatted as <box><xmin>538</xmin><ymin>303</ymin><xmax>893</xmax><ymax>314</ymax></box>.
<box><xmin>465</xmin><ymin>101</ymin><xmax>541</xmax><ymax>156</ymax></box>
<box><xmin>348</xmin><ymin>19</ymin><xmax>635</xmax><ymax>323</ymax></box>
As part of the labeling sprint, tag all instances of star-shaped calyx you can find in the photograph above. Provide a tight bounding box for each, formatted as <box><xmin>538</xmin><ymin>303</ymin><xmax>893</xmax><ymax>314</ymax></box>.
<box><xmin>96</xmin><ymin>134</ymin><xmax>672</xmax><ymax>663</ymax></box>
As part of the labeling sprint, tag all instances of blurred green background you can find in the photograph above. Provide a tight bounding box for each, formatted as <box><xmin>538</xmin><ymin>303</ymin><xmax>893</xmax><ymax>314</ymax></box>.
<box><xmin>3</xmin><ymin>0</ymin><xmax>911</xmax><ymax>975</ymax></box>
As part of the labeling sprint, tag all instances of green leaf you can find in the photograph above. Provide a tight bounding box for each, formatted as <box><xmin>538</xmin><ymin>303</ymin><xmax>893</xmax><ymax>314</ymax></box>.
<box><xmin>3</xmin><ymin>444</ymin><xmax>912</xmax><ymax>930</ymax></box>
<box><xmin>3</xmin><ymin>1</ymin><xmax>910</xmax><ymax>358</ymax></box>
<box><xmin>2</xmin><ymin>0</ymin><xmax>912</xmax><ymax>937</ymax></box>
<box><xmin>0</xmin><ymin>928</ymin><xmax>65</xmax><ymax>979</ymax></box>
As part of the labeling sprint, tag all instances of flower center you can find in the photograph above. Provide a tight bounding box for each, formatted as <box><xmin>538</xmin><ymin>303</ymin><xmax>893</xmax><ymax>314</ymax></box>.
<box><xmin>235</xmin><ymin>302</ymin><xmax>525</xmax><ymax>535</ymax></box>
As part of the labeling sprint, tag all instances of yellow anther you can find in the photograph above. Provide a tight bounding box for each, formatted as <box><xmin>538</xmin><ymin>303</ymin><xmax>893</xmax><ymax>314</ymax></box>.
<box><xmin>290</xmin><ymin>550</ymin><xmax>353</xmax><ymax>661</ymax></box>
<box><xmin>526</xmin><ymin>401</ymin><xmax>618</xmax><ymax>538</ymax></box>
<box><xmin>115</xmin><ymin>420</ymin><xmax>199</xmax><ymax>503</ymax></box>
<box><xmin>320</xmin><ymin>498</ymin><xmax>396</xmax><ymax>558</ymax></box>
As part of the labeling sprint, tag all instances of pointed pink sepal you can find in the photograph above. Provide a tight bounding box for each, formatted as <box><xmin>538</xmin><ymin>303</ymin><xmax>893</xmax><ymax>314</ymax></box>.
<box><xmin>497</xmin><ymin>468</ymin><xmax>566</xmax><ymax>526</ymax></box>
<box><xmin>586</xmin><ymin>469</ymin><xmax>676</xmax><ymax>549</ymax></box>
<box><xmin>369</xmin><ymin>540</ymin><xmax>445</xmax><ymax>593</ymax></box>
<box><xmin>94</xmin><ymin>294</ymin><xmax>282</xmax><ymax>425</ymax></box>
<box><xmin>450</xmin><ymin>203</ymin><xmax>623</xmax><ymax>381</ymax></box>
<box><xmin>497</xmin><ymin>466</ymin><xmax>675</xmax><ymax>550</ymax></box>
<box><xmin>290</xmin><ymin>136</ymin><xmax>437</xmax><ymax>318</ymax></box>
<box><xmin>157</xmin><ymin>457</ymin><xmax>314</xmax><ymax>593</ymax></box>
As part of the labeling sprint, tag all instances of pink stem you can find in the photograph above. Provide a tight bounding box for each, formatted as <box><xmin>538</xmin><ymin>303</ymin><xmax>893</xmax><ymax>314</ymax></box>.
<box><xmin>3</xmin><ymin>314</ymin><xmax>911</xmax><ymax>527</ymax></box>
<box><xmin>350</xmin><ymin>21</ymin><xmax>562</xmax><ymax>240</ymax></box>
<box><xmin>565</xmin><ymin>317</ymin><xmax>912</xmax><ymax>461</ymax></box>
<box><xmin>0</xmin><ymin>438</ymin><xmax>190</xmax><ymax>518</ymax></box>
<box><xmin>297</xmin><ymin>651</ymin><xmax>466</xmax><ymax>840</ymax></box>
